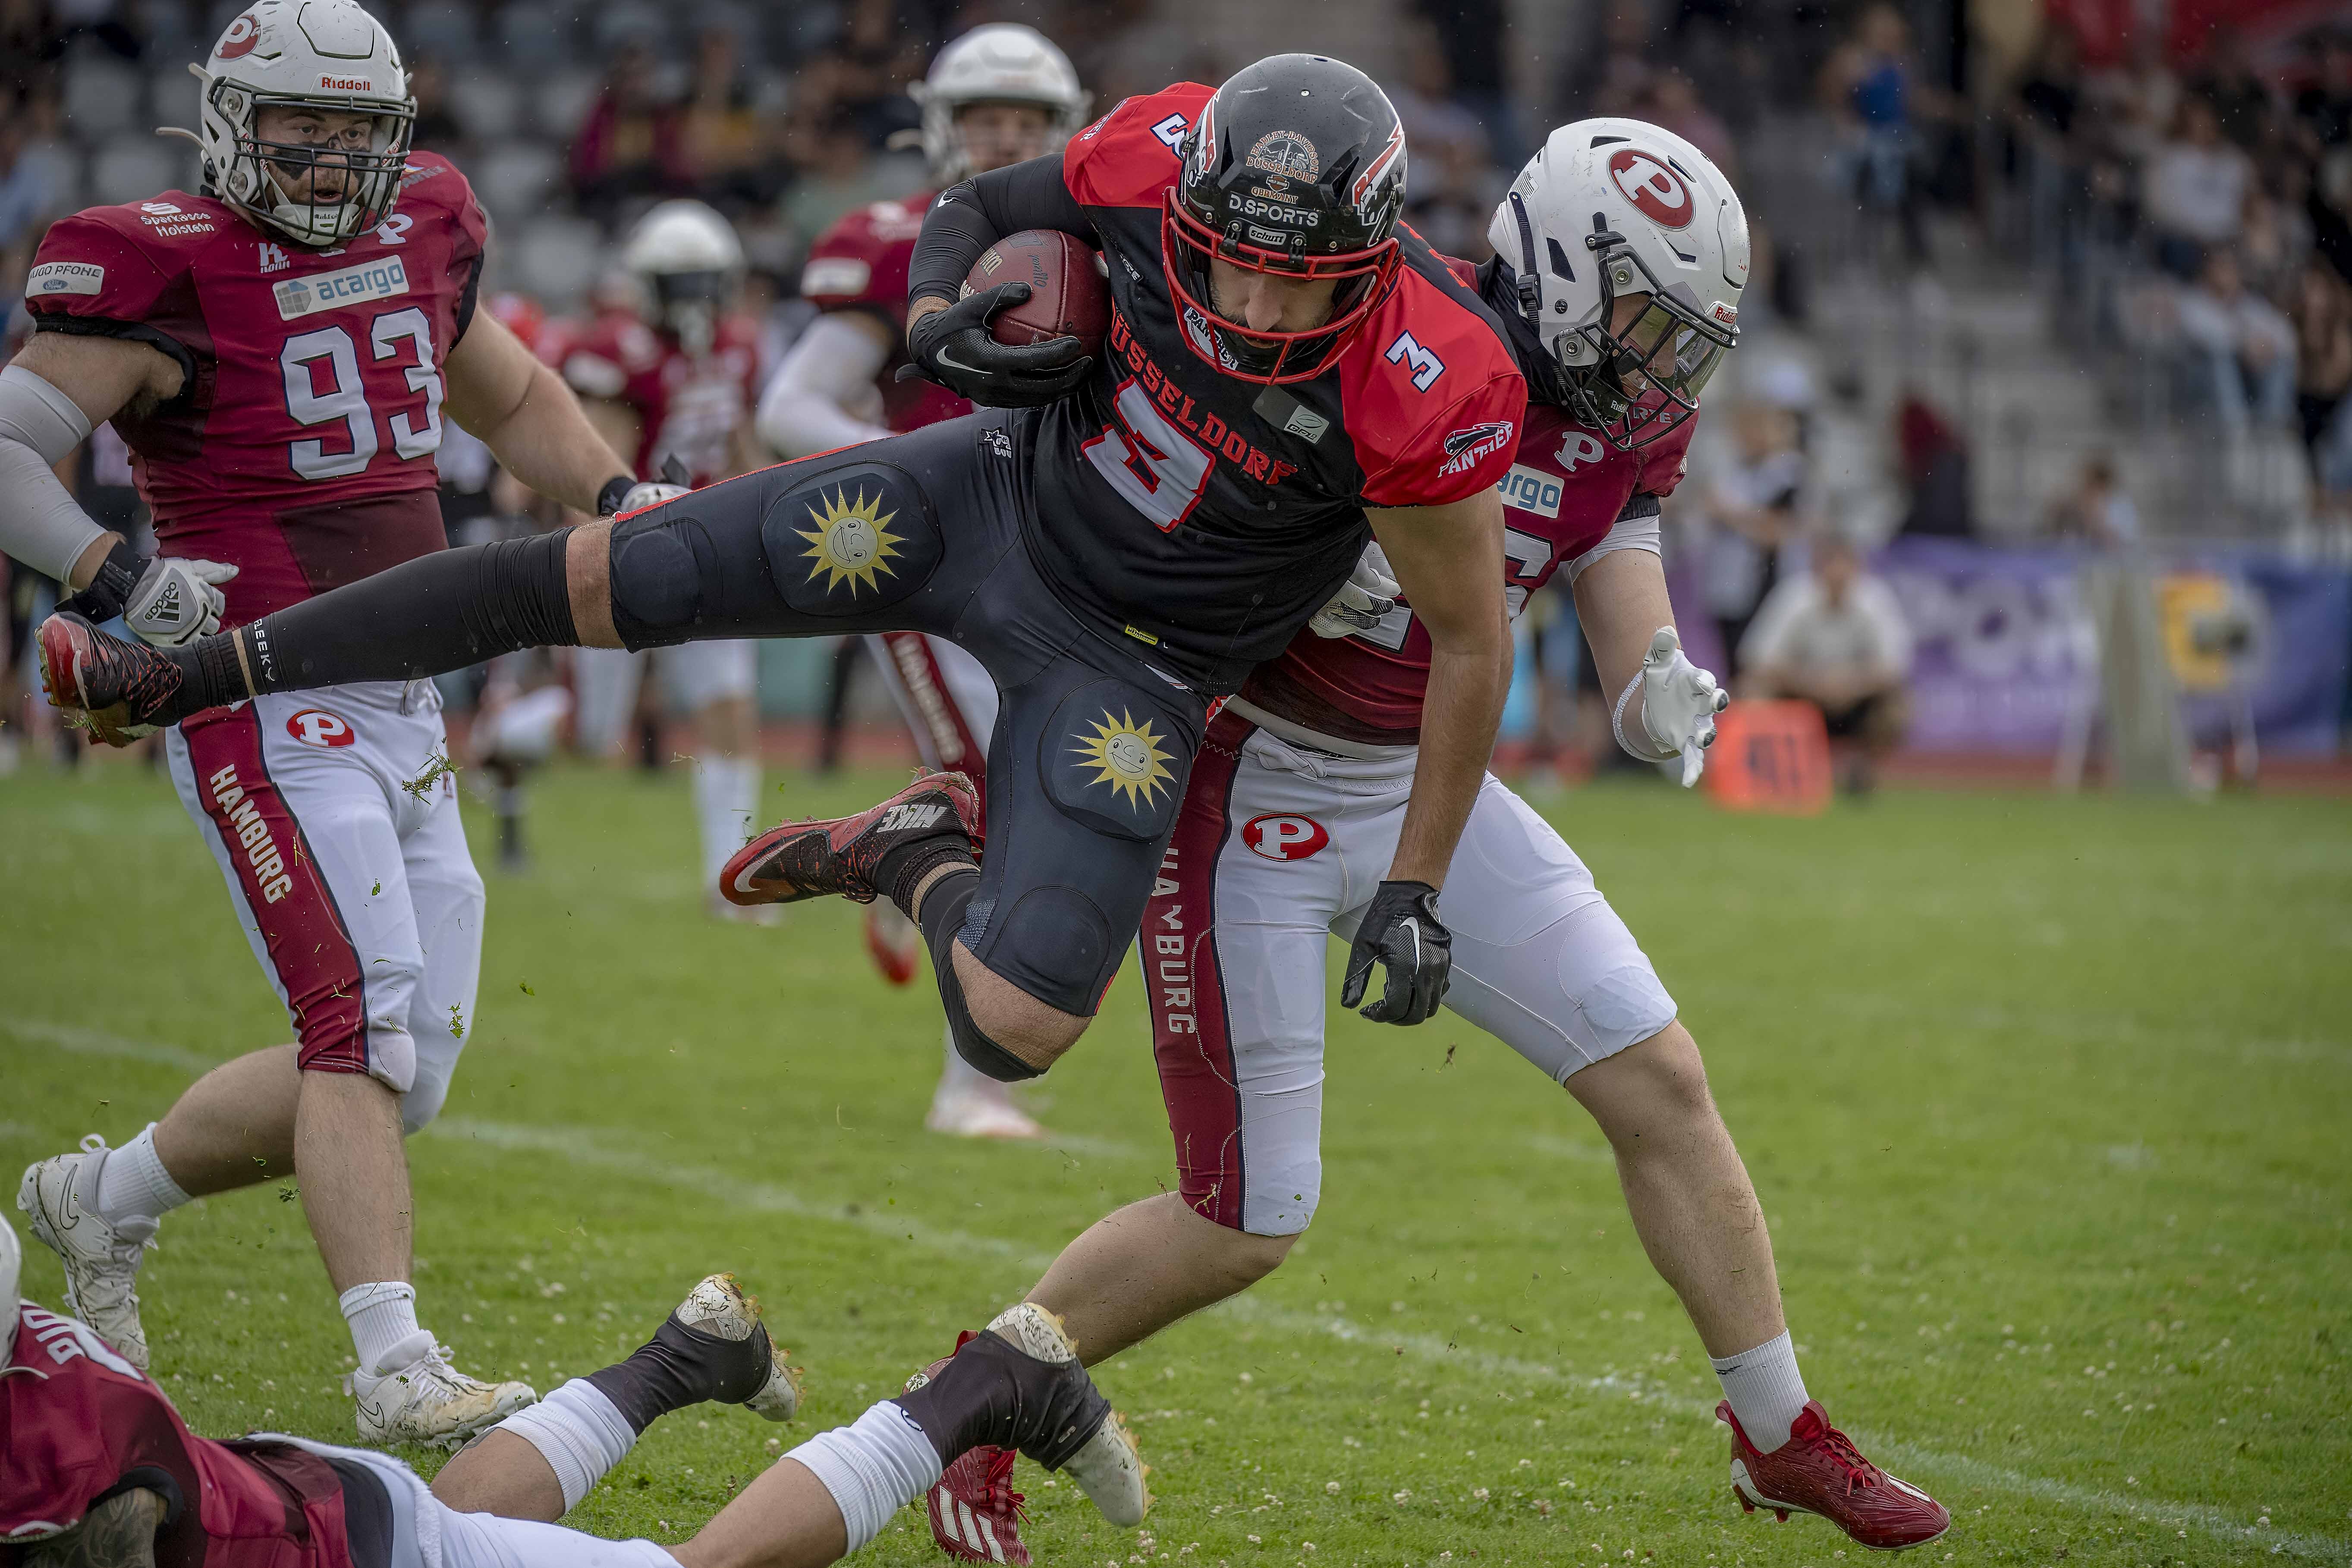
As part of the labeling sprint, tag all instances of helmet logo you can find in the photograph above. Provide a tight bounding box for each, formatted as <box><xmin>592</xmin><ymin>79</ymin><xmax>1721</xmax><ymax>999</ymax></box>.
<box><xmin>1245</xmin><ymin>131</ymin><xmax>1320</xmax><ymax>181</ymax></box>
<box><xmin>1607</xmin><ymin>148</ymin><xmax>1694</xmax><ymax>229</ymax></box>
<box><xmin>217</xmin><ymin>11</ymin><xmax>261</xmax><ymax>57</ymax></box>
<box><xmin>1350</xmin><ymin>122</ymin><xmax>1405</xmax><ymax>213</ymax></box>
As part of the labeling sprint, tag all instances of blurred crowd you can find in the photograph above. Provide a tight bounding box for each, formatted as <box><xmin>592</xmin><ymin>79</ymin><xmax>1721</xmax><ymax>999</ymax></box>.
<box><xmin>2005</xmin><ymin>20</ymin><xmax>2352</xmax><ymax>503</ymax></box>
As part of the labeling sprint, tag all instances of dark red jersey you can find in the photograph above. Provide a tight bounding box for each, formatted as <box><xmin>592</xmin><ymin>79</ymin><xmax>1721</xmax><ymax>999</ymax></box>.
<box><xmin>801</xmin><ymin>191</ymin><xmax>971</xmax><ymax>433</ymax></box>
<box><xmin>1022</xmin><ymin>83</ymin><xmax>1524</xmax><ymax>693</ymax></box>
<box><xmin>23</xmin><ymin>154</ymin><xmax>487</xmax><ymax>622</ymax></box>
<box><xmin>556</xmin><ymin>311</ymin><xmax>763</xmax><ymax>486</ymax></box>
<box><xmin>1</xmin><ymin>1304</ymin><xmax>358</xmax><ymax>1568</ymax></box>
<box><xmin>1245</xmin><ymin>399</ymin><xmax>1694</xmax><ymax>743</ymax></box>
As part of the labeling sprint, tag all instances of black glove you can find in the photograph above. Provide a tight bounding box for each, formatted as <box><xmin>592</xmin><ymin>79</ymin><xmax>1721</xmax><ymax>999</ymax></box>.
<box><xmin>1341</xmin><ymin>880</ymin><xmax>1452</xmax><ymax>1025</ymax></box>
<box><xmin>900</xmin><ymin>283</ymin><xmax>1093</xmax><ymax>408</ymax></box>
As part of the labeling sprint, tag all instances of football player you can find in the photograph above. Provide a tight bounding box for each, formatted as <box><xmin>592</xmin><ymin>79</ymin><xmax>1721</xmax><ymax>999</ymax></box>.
<box><xmin>924</xmin><ymin>123</ymin><xmax>1950</xmax><ymax>1560</ymax></box>
<box><xmin>0</xmin><ymin>1214</ymin><xmax>1147</xmax><ymax>1568</ymax></box>
<box><xmin>46</xmin><ymin>58</ymin><xmax>1526</xmax><ymax>1118</ymax></box>
<box><xmin>9</xmin><ymin>0</ymin><xmax>681</xmax><ymax>1447</ymax></box>
<box><xmin>561</xmin><ymin>201</ymin><xmax>771</xmax><ymax>918</ymax></box>
<box><xmin>755</xmin><ymin>23</ymin><xmax>1090</xmax><ymax>1141</ymax></box>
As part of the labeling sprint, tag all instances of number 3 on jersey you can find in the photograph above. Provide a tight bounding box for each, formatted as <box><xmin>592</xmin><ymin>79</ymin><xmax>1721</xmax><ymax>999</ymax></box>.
<box><xmin>280</xmin><ymin>306</ymin><xmax>444</xmax><ymax>480</ymax></box>
<box><xmin>1082</xmin><ymin>379</ymin><xmax>1212</xmax><ymax>531</ymax></box>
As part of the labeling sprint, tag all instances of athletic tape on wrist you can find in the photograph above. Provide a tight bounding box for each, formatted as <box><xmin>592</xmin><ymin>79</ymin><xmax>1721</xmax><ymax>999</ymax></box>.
<box><xmin>1612</xmin><ymin>670</ymin><xmax>1679</xmax><ymax>763</ymax></box>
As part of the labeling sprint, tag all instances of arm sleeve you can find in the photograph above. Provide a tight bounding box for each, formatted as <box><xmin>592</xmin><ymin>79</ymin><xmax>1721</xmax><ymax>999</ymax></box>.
<box><xmin>0</xmin><ymin>363</ymin><xmax>107</xmax><ymax>582</ymax></box>
<box><xmin>906</xmin><ymin>154</ymin><xmax>1096</xmax><ymax>311</ymax></box>
<box><xmin>1564</xmin><ymin>495</ymin><xmax>1663</xmax><ymax>583</ymax></box>
<box><xmin>756</xmin><ymin>314</ymin><xmax>895</xmax><ymax>457</ymax></box>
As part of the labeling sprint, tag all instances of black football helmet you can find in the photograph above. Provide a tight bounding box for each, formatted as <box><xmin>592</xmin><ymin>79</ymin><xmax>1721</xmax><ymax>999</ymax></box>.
<box><xmin>1165</xmin><ymin>53</ymin><xmax>1408</xmax><ymax>383</ymax></box>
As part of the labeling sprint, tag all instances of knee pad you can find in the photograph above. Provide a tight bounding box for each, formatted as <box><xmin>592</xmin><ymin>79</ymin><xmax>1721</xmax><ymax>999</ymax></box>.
<box><xmin>1041</xmin><ymin>679</ymin><xmax>1184</xmax><ymax>842</ymax></box>
<box><xmin>981</xmin><ymin>886</ymin><xmax>1114</xmax><ymax>1013</ymax></box>
<box><xmin>399</xmin><ymin>1065</ymin><xmax>451</xmax><ymax>1136</ymax></box>
<box><xmin>758</xmin><ymin>460</ymin><xmax>941</xmax><ymax>617</ymax></box>
<box><xmin>608</xmin><ymin>508</ymin><xmax>726</xmax><ymax>647</ymax></box>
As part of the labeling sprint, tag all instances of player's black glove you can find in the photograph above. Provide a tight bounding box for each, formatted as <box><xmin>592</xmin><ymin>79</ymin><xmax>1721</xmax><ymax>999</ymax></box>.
<box><xmin>901</xmin><ymin>283</ymin><xmax>1093</xmax><ymax>408</ymax></box>
<box><xmin>1341</xmin><ymin>880</ymin><xmax>1452</xmax><ymax>1025</ymax></box>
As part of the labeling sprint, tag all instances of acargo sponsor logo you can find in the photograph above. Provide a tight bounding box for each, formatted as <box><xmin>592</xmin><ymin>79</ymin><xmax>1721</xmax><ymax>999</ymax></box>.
<box><xmin>1496</xmin><ymin>462</ymin><xmax>1562</xmax><ymax>518</ymax></box>
<box><xmin>205</xmin><ymin>762</ymin><xmax>296</xmax><ymax>904</ymax></box>
<box><xmin>286</xmin><ymin>709</ymin><xmax>355</xmax><ymax>748</ymax></box>
<box><xmin>1242</xmin><ymin>814</ymin><xmax>1329</xmax><ymax>861</ymax></box>
<box><xmin>1437</xmin><ymin>419</ymin><xmax>1514</xmax><ymax>477</ymax></box>
<box><xmin>274</xmin><ymin>253</ymin><xmax>409</xmax><ymax>320</ymax></box>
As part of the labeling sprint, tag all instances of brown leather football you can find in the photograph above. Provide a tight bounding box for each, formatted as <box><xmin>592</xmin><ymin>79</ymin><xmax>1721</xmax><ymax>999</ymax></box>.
<box><xmin>964</xmin><ymin>229</ymin><xmax>1110</xmax><ymax>357</ymax></box>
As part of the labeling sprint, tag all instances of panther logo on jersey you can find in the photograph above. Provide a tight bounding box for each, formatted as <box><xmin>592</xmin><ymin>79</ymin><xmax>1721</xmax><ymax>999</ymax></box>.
<box><xmin>797</xmin><ymin>486</ymin><xmax>903</xmax><ymax>596</ymax></box>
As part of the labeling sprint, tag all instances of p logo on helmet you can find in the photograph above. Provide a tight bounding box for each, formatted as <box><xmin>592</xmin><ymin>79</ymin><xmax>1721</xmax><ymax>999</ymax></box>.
<box><xmin>1607</xmin><ymin>148</ymin><xmax>1694</xmax><ymax>229</ymax></box>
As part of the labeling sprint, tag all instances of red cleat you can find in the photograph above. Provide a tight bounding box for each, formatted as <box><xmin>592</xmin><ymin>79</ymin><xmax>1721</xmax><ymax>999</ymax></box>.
<box><xmin>1720</xmin><ymin>1400</ymin><xmax>1950</xmax><ymax>1552</ymax></box>
<box><xmin>720</xmin><ymin>770</ymin><xmax>978</xmax><ymax>908</ymax></box>
<box><xmin>865</xmin><ymin>899</ymin><xmax>923</xmax><ymax>986</ymax></box>
<box><xmin>927</xmin><ymin>1444</ymin><xmax>1028</xmax><ymax>1564</ymax></box>
<box><xmin>36</xmin><ymin>612</ymin><xmax>187</xmax><ymax>745</ymax></box>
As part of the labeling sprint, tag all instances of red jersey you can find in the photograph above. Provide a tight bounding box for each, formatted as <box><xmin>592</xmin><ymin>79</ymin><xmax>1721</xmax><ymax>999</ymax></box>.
<box><xmin>1027</xmin><ymin>84</ymin><xmax>1524</xmax><ymax>692</ymax></box>
<box><xmin>556</xmin><ymin>311</ymin><xmax>763</xmax><ymax>486</ymax></box>
<box><xmin>800</xmin><ymin>191</ymin><xmax>970</xmax><ymax>433</ymax></box>
<box><xmin>23</xmin><ymin>154</ymin><xmax>488</xmax><ymax>622</ymax></box>
<box><xmin>1243</xmin><ymin>400</ymin><xmax>1695</xmax><ymax>744</ymax></box>
<box><xmin>1</xmin><ymin>1304</ymin><xmax>359</xmax><ymax>1568</ymax></box>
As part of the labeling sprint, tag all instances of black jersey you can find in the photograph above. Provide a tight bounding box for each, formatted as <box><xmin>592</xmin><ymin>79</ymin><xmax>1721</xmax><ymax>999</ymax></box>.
<box><xmin>950</xmin><ymin>85</ymin><xmax>1525</xmax><ymax>693</ymax></box>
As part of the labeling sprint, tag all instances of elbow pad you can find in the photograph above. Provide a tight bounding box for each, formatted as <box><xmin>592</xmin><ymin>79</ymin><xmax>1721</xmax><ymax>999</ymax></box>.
<box><xmin>0</xmin><ymin>364</ymin><xmax>106</xmax><ymax>583</ymax></box>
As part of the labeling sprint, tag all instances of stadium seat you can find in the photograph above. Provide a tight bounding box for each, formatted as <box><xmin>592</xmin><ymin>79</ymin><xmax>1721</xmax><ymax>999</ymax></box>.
<box><xmin>472</xmin><ymin>144</ymin><xmax>563</xmax><ymax>224</ymax></box>
<box><xmin>450</xmin><ymin>71</ymin><xmax>528</xmax><ymax>141</ymax></box>
<box><xmin>62</xmin><ymin>57</ymin><xmax>144</xmax><ymax>141</ymax></box>
<box><xmin>90</xmin><ymin>136</ymin><xmax>190</xmax><ymax>208</ymax></box>
<box><xmin>509</xmin><ymin>214</ymin><xmax>607</xmax><ymax>308</ymax></box>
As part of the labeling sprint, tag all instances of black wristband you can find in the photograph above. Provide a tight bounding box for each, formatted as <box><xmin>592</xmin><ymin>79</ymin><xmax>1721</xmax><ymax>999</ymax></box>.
<box><xmin>59</xmin><ymin>537</ymin><xmax>141</xmax><ymax>623</ymax></box>
<box><xmin>595</xmin><ymin>475</ymin><xmax>637</xmax><ymax>517</ymax></box>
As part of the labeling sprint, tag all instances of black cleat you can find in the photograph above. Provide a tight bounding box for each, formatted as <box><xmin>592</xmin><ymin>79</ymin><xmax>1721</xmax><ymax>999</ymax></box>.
<box><xmin>897</xmin><ymin>1303</ymin><xmax>1147</xmax><ymax>1530</ymax></box>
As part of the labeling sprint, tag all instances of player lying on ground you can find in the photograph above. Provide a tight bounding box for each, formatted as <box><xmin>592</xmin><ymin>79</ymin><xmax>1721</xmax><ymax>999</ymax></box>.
<box><xmin>913</xmin><ymin>121</ymin><xmax>1949</xmax><ymax>1563</ymax></box>
<box><xmin>43</xmin><ymin>55</ymin><xmax>1519</xmax><ymax>1094</ymax></box>
<box><xmin>756</xmin><ymin>22</ymin><xmax>1093</xmax><ymax>1141</ymax></box>
<box><xmin>0</xmin><ymin>1217</ymin><xmax>1147</xmax><ymax>1568</ymax></box>
<box><xmin>9</xmin><ymin>0</ymin><xmax>685</xmax><ymax>1447</ymax></box>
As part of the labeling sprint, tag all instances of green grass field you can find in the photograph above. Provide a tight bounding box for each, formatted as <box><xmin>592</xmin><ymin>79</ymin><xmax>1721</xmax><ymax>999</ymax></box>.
<box><xmin>3</xmin><ymin>760</ymin><xmax>2347</xmax><ymax>1566</ymax></box>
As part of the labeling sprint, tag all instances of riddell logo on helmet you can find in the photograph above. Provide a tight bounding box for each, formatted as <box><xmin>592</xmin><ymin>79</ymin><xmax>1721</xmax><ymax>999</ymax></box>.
<box><xmin>319</xmin><ymin>75</ymin><xmax>371</xmax><ymax>90</ymax></box>
<box><xmin>1607</xmin><ymin>148</ymin><xmax>1695</xmax><ymax>229</ymax></box>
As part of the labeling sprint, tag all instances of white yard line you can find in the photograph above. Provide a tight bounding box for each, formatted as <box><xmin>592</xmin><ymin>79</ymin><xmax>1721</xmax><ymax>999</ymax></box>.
<box><xmin>13</xmin><ymin>1020</ymin><xmax>2344</xmax><ymax>1562</ymax></box>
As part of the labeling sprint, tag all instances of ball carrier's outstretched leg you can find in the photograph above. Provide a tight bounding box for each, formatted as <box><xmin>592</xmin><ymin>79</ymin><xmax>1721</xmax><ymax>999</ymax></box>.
<box><xmin>42</xmin><ymin>415</ymin><xmax>1209</xmax><ymax>1087</ymax></box>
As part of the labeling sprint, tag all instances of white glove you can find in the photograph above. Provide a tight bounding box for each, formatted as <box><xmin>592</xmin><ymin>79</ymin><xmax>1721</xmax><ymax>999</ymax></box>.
<box><xmin>126</xmin><ymin>556</ymin><xmax>238</xmax><ymax>647</ymax></box>
<box><xmin>618</xmin><ymin>480</ymin><xmax>690</xmax><ymax>513</ymax></box>
<box><xmin>1308</xmin><ymin>541</ymin><xmax>1401</xmax><ymax>638</ymax></box>
<box><xmin>1615</xmin><ymin>625</ymin><xmax>1728</xmax><ymax>788</ymax></box>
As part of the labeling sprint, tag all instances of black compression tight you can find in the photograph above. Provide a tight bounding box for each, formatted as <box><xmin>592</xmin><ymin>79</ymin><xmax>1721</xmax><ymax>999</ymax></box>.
<box><xmin>164</xmin><ymin>529</ymin><xmax>579</xmax><ymax>722</ymax></box>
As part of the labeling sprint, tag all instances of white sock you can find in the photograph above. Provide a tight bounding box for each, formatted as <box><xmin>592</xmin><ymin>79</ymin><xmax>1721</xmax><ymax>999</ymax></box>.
<box><xmin>94</xmin><ymin>1125</ymin><xmax>191</xmax><ymax>1229</ymax></box>
<box><xmin>340</xmin><ymin>1281</ymin><xmax>428</xmax><ymax>1376</ymax></box>
<box><xmin>495</xmin><ymin>1378</ymin><xmax>638</xmax><ymax>1512</ymax></box>
<box><xmin>786</xmin><ymin>1401</ymin><xmax>944</xmax><ymax>1555</ymax></box>
<box><xmin>1710</xmin><ymin>1329</ymin><xmax>1810</xmax><ymax>1452</ymax></box>
<box><xmin>694</xmin><ymin>756</ymin><xmax>761</xmax><ymax>886</ymax></box>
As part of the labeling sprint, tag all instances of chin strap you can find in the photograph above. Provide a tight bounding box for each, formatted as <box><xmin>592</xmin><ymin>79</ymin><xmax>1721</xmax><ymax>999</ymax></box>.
<box><xmin>1507</xmin><ymin>191</ymin><xmax>1543</xmax><ymax>327</ymax></box>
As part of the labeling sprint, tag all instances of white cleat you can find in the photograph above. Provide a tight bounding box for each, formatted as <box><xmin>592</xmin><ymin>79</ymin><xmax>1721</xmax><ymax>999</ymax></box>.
<box><xmin>984</xmin><ymin>1303</ymin><xmax>1150</xmax><ymax>1529</ymax></box>
<box><xmin>673</xmin><ymin>1271</ymin><xmax>800</xmax><ymax>1422</ymax></box>
<box><xmin>927</xmin><ymin>1083</ymin><xmax>1045</xmax><ymax>1142</ymax></box>
<box><xmin>18</xmin><ymin>1136</ymin><xmax>154</xmax><ymax>1371</ymax></box>
<box><xmin>347</xmin><ymin>1342</ymin><xmax>538</xmax><ymax>1450</ymax></box>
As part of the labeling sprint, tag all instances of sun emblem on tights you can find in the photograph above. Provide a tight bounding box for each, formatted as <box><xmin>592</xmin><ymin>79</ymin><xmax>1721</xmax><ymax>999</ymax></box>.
<box><xmin>798</xmin><ymin>486</ymin><xmax>903</xmax><ymax>595</ymax></box>
<box><xmin>1071</xmin><ymin>709</ymin><xmax>1176</xmax><ymax>810</ymax></box>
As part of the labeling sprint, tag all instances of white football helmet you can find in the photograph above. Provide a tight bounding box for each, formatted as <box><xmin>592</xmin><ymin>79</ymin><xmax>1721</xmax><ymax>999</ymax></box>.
<box><xmin>1488</xmin><ymin>118</ymin><xmax>1748</xmax><ymax>450</ymax></box>
<box><xmin>622</xmin><ymin>199</ymin><xmax>744</xmax><ymax>355</ymax></box>
<box><xmin>1</xmin><ymin>1213</ymin><xmax>20</xmax><ymax>1347</ymax></box>
<box><xmin>182</xmin><ymin>0</ymin><xmax>415</xmax><ymax>247</ymax></box>
<box><xmin>910</xmin><ymin>24</ymin><xmax>1089</xmax><ymax>184</ymax></box>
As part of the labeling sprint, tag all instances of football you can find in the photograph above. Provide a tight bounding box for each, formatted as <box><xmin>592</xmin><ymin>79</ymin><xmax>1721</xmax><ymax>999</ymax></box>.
<box><xmin>964</xmin><ymin>228</ymin><xmax>1111</xmax><ymax>358</ymax></box>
